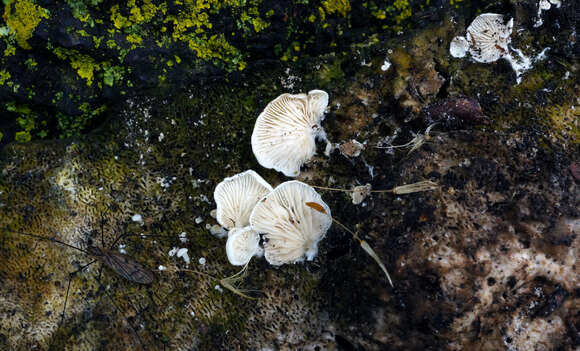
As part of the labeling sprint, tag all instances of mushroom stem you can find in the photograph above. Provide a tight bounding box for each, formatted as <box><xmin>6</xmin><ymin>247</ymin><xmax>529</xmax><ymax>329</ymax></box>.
<box><xmin>310</xmin><ymin>180</ymin><xmax>439</xmax><ymax>195</ymax></box>
<box><xmin>157</xmin><ymin>264</ymin><xmax>260</xmax><ymax>300</ymax></box>
<box><xmin>331</xmin><ymin>217</ymin><xmax>394</xmax><ymax>288</ymax></box>
<box><xmin>219</xmin><ymin>262</ymin><xmax>260</xmax><ymax>300</ymax></box>
<box><xmin>305</xmin><ymin>202</ymin><xmax>394</xmax><ymax>288</ymax></box>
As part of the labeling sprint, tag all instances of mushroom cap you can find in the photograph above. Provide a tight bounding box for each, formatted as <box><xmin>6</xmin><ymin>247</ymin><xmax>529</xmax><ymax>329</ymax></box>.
<box><xmin>251</xmin><ymin>90</ymin><xmax>329</xmax><ymax>177</ymax></box>
<box><xmin>449</xmin><ymin>36</ymin><xmax>469</xmax><ymax>58</ymax></box>
<box><xmin>226</xmin><ymin>226</ymin><xmax>262</xmax><ymax>266</ymax></box>
<box><xmin>465</xmin><ymin>13</ymin><xmax>513</xmax><ymax>63</ymax></box>
<box><xmin>214</xmin><ymin>170</ymin><xmax>273</xmax><ymax>230</ymax></box>
<box><xmin>249</xmin><ymin>181</ymin><xmax>332</xmax><ymax>265</ymax></box>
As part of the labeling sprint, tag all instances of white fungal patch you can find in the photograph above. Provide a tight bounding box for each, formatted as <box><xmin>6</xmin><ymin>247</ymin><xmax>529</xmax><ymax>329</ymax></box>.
<box><xmin>118</xmin><ymin>244</ymin><xmax>126</xmax><ymax>254</ymax></box>
<box><xmin>131</xmin><ymin>214</ymin><xmax>143</xmax><ymax>223</ymax></box>
<box><xmin>535</xmin><ymin>0</ymin><xmax>562</xmax><ymax>27</ymax></box>
<box><xmin>198</xmin><ymin>257</ymin><xmax>206</xmax><ymax>265</ymax></box>
<box><xmin>214</xmin><ymin>285</ymin><xmax>224</xmax><ymax>293</ymax></box>
<box><xmin>504</xmin><ymin>47</ymin><xmax>533</xmax><ymax>84</ymax></box>
<box><xmin>209</xmin><ymin>224</ymin><xmax>228</xmax><ymax>238</ymax></box>
<box><xmin>158</xmin><ymin>265</ymin><xmax>167</xmax><ymax>271</ymax></box>
<box><xmin>381</xmin><ymin>58</ymin><xmax>391</xmax><ymax>71</ymax></box>
<box><xmin>176</xmin><ymin>248</ymin><xmax>190</xmax><ymax>265</ymax></box>
<box><xmin>169</xmin><ymin>247</ymin><xmax>190</xmax><ymax>265</ymax></box>
<box><xmin>179</xmin><ymin>232</ymin><xmax>187</xmax><ymax>243</ymax></box>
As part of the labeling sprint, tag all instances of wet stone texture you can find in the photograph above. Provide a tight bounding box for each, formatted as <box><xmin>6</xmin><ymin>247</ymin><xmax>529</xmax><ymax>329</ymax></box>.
<box><xmin>0</xmin><ymin>1</ymin><xmax>579</xmax><ymax>351</ymax></box>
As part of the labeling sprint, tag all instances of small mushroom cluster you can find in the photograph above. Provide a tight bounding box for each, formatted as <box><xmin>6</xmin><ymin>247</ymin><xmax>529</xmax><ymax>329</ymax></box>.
<box><xmin>450</xmin><ymin>13</ymin><xmax>513</xmax><ymax>63</ymax></box>
<box><xmin>214</xmin><ymin>170</ymin><xmax>332</xmax><ymax>266</ymax></box>
<box><xmin>450</xmin><ymin>13</ymin><xmax>533</xmax><ymax>83</ymax></box>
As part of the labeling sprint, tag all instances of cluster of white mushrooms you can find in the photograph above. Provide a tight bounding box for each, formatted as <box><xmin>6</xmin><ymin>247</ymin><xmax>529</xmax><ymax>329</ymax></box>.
<box><xmin>214</xmin><ymin>170</ymin><xmax>332</xmax><ymax>267</ymax></box>
<box><xmin>213</xmin><ymin>89</ymin><xmax>436</xmax><ymax>287</ymax></box>
<box><xmin>213</xmin><ymin>89</ymin><xmax>334</xmax><ymax>269</ymax></box>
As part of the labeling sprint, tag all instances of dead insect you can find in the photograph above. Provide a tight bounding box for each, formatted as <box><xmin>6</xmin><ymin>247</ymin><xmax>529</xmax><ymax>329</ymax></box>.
<box><xmin>1</xmin><ymin>216</ymin><xmax>157</xmax><ymax>349</ymax></box>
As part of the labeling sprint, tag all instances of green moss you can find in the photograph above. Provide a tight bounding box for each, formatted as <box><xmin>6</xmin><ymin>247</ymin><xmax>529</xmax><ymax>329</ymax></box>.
<box><xmin>317</xmin><ymin>59</ymin><xmax>345</xmax><ymax>86</ymax></box>
<box><xmin>65</xmin><ymin>0</ymin><xmax>104</xmax><ymax>25</ymax></box>
<box><xmin>103</xmin><ymin>65</ymin><xmax>125</xmax><ymax>87</ymax></box>
<box><xmin>52</xmin><ymin>47</ymin><xmax>121</xmax><ymax>87</ymax></box>
<box><xmin>24</xmin><ymin>57</ymin><xmax>37</xmax><ymax>70</ymax></box>
<box><xmin>105</xmin><ymin>39</ymin><xmax>117</xmax><ymax>49</ymax></box>
<box><xmin>0</xmin><ymin>70</ymin><xmax>11</xmax><ymax>85</ymax></box>
<box><xmin>545</xmin><ymin>103</ymin><xmax>580</xmax><ymax>144</ymax></box>
<box><xmin>14</xmin><ymin>131</ymin><xmax>31</xmax><ymax>143</ymax></box>
<box><xmin>56</xmin><ymin>104</ymin><xmax>107</xmax><ymax>138</ymax></box>
<box><xmin>3</xmin><ymin>44</ymin><xmax>16</xmax><ymax>56</ymax></box>
<box><xmin>3</xmin><ymin>0</ymin><xmax>49</xmax><ymax>50</ymax></box>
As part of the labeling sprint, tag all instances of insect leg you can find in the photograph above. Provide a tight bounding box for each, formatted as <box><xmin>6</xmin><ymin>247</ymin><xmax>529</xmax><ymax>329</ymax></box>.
<box><xmin>100</xmin><ymin>210</ymin><xmax>106</xmax><ymax>248</ymax></box>
<box><xmin>60</xmin><ymin>259</ymin><xmax>97</xmax><ymax>326</ymax></box>
<box><xmin>97</xmin><ymin>263</ymin><xmax>103</xmax><ymax>284</ymax></box>
<box><xmin>92</xmin><ymin>272</ymin><xmax>147</xmax><ymax>350</ymax></box>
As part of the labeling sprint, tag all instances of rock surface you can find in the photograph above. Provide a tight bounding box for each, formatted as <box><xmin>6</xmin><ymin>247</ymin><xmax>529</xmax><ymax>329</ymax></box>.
<box><xmin>0</xmin><ymin>0</ymin><xmax>579</xmax><ymax>350</ymax></box>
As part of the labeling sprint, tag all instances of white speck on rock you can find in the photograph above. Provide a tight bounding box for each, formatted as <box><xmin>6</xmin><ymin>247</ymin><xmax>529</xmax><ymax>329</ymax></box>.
<box><xmin>177</xmin><ymin>248</ymin><xmax>190</xmax><ymax>265</ymax></box>
<box><xmin>158</xmin><ymin>265</ymin><xmax>166</xmax><ymax>271</ymax></box>
<box><xmin>381</xmin><ymin>58</ymin><xmax>391</xmax><ymax>71</ymax></box>
<box><xmin>210</xmin><ymin>224</ymin><xmax>228</xmax><ymax>239</ymax></box>
<box><xmin>131</xmin><ymin>214</ymin><xmax>143</xmax><ymax>223</ymax></box>
<box><xmin>199</xmin><ymin>257</ymin><xmax>206</xmax><ymax>265</ymax></box>
<box><xmin>179</xmin><ymin>232</ymin><xmax>187</xmax><ymax>243</ymax></box>
<box><xmin>169</xmin><ymin>247</ymin><xmax>190</xmax><ymax>265</ymax></box>
<box><xmin>214</xmin><ymin>285</ymin><xmax>224</xmax><ymax>293</ymax></box>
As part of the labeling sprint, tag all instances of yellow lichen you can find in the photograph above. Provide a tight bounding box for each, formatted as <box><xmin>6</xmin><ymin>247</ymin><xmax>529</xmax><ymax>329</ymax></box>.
<box><xmin>53</xmin><ymin>48</ymin><xmax>105</xmax><ymax>86</ymax></box>
<box><xmin>126</xmin><ymin>33</ymin><xmax>143</xmax><ymax>44</ymax></box>
<box><xmin>3</xmin><ymin>0</ymin><xmax>49</xmax><ymax>50</ymax></box>
<box><xmin>393</xmin><ymin>0</ymin><xmax>412</xmax><ymax>24</ymax></box>
<box><xmin>322</xmin><ymin>0</ymin><xmax>351</xmax><ymax>17</ymax></box>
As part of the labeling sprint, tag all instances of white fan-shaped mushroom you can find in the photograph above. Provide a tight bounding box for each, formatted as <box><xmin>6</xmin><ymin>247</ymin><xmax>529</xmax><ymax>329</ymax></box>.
<box><xmin>465</xmin><ymin>13</ymin><xmax>513</xmax><ymax>63</ymax></box>
<box><xmin>226</xmin><ymin>226</ymin><xmax>263</xmax><ymax>266</ymax></box>
<box><xmin>251</xmin><ymin>90</ymin><xmax>329</xmax><ymax>177</ymax></box>
<box><xmin>214</xmin><ymin>170</ymin><xmax>273</xmax><ymax>230</ymax></box>
<box><xmin>249</xmin><ymin>181</ymin><xmax>332</xmax><ymax>265</ymax></box>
